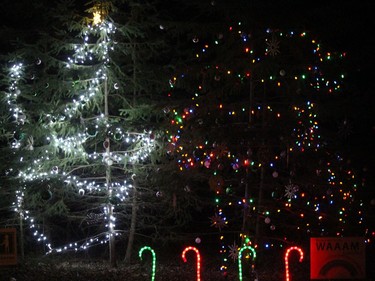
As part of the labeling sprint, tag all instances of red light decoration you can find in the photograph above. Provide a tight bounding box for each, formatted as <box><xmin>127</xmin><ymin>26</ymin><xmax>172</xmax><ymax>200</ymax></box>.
<box><xmin>285</xmin><ymin>246</ymin><xmax>304</xmax><ymax>281</ymax></box>
<box><xmin>182</xmin><ymin>246</ymin><xmax>202</xmax><ymax>281</ymax></box>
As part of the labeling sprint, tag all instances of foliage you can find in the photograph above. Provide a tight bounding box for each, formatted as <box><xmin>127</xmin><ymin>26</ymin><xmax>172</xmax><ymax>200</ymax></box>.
<box><xmin>0</xmin><ymin>0</ymin><xmax>203</xmax><ymax>260</ymax></box>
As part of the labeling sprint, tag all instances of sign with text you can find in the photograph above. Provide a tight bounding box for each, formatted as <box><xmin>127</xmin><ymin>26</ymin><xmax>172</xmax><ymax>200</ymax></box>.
<box><xmin>310</xmin><ymin>237</ymin><xmax>366</xmax><ymax>279</ymax></box>
<box><xmin>0</xmin><ymin>228</ymin><xmax>17</xmax><ymax>266</ymax></box>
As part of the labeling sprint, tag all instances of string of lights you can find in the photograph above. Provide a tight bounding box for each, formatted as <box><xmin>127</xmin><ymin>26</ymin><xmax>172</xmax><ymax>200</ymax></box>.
<box><xmin>5</xmin><ymin>17</ymin><xmax>155</xmax><ymax>254</ymax></box>
<box><xmin>165</xmin><ymin>22</ymin><xmax>367</xmax><ymax>275</ymax></box>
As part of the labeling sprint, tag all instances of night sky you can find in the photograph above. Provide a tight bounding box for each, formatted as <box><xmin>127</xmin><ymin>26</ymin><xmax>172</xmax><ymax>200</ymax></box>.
<box><xmin>1</xmin><ymin>1</ymin><xmax>373</xmax><ymax>90</ymax></box>
<box><xmin>1</xmin><ymin>1</ymin><xmax>373</xmax><ymax>75</ymax></box>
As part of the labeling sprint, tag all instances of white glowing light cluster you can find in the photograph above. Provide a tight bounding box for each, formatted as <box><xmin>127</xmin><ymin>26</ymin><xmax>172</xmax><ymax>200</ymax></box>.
<box><xmin>51</xmin><ymin>133</ymin><xmax>89</xmax><ymax>155</ymax></box>
<box><xmin>6</xmin><ymin>63</ymin><xmax>26</xmax><ymax>125</ymax></box>
<box><xmin>65</xmin><ymin>178</ymin><xmax>132</xmax><ymax>201</ymax></box>
<box><xmin>5</xmin><ymin>63</ymin><xmax>53</xmax><ymax>249</ymax></box>
<box><xmin>65</xmin><ymin>22</ymin><xmax>116</xmax><ymax>117</ymax></box>
<box><xmin>46</xmin><ymin>203</ymin><xmax>121</xmax><ymax>254</ymax></box>
<box><xmin>47</xmin><ymin>231</ymin><xmax>122</xmax><ymax>254</ymax></box>
<box><xmin>65</xmin><ymin>22</ymin><xmax>115</xmax><ymax>117</ymax></box>
<box><xmin>6</xmin><ymin>19</ymin><xmax>156</xmax><ymax>253</ymax></box>
<box><xmin>6</xmin><ymin>63</ymin><xmax>27</xmax><ymax>150</ymax></box>
<box><xmin>67</xmin><ymin>22</ymin><xmax>114</xmax><ymax>66</ymax></box>
<box><xmin>16</xmin><ymin>129</ymin><xmax>155</xmax><ymax>182</ymax></box>
<box><xmin>106</xmin><ymin>130</ymin><xmax>156</xmax><ymax>163</ymax></box>
<box><xmin>12</xmin><ymin>189</ymin><xmax>52</xmax><ymax>250</ymax></box>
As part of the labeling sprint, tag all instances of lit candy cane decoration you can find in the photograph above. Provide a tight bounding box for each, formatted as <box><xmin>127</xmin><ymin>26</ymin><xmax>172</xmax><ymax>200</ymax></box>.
<box><xmin>285</xmin><ymin>246</ymin><xmax>304</xmax><ymax>281</ymax></box>
<box><xmin>139</xmin><ymin>246</ymin><xmax>156</xmax><ymax>281</ymax></box>
<box><xmin>238</xmin><ymin>246</ymin><xmax>256</xmax><ymax>281</ymax></box>
<box><xmin>182</xmin><ymin>246</ymin><xmax>202</xmax><ymax>281</ymax></box>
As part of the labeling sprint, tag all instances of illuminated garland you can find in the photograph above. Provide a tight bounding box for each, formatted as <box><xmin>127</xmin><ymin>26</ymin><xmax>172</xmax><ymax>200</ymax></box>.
<box><xmin>284</xmin><ymin>246</ymin><xmax>304</xmax><ymax>281</ymax></box>
<box><xmin>167</xmin><ymin>24</ymin><xmax>345</xmax><ymax>172</ymax></box>
<box><xmin>167</xmin><ymin>100</ymin><xmax>366</xmax><ymax>248</ymax></box>
<box><xmin>5</xmin><ymin>17</ymin><xmax>155</xmax><ymax>253</ymax></box>
<box><xmin>139</xmin><ymin>246</ymin><xmax>157</xmax><ymax>281</ymax></box>
<box><xmin>238</xmin><ymin>245</ymin><xmax>256</xmax><ymax>281</ymax></box>
<box><xmin>165</xmin><ymin>22</ymin><xmax>368</xmax><ymax>271</ymax></box>
<box><xmin>292</xmin><ymin>101</ymin><xmax>321</xmax><ymax>151</ymax></box>
<box><xmin>6</xmin><ymin>62</ymin><xmax>53</xmax><ymax>247</ymax></box>
<box><xmin>6</xmin><ymin>63</ymin><xmax>26</xmax><ymax>128</ymax></box>
<box><xmin>182</xmin><ymin>246</ymin><xmax>202</xmax><ymax>281</ymax></box>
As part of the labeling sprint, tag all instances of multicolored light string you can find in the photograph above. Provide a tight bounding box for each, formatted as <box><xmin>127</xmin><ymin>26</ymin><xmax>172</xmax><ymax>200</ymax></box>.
<box><xmin>182</xmin><ymin>246</ymin><xmax>202</xmax><ymax>281</ymax></box>
<box><xmin>167</xmin><ymin>24</ymin><xmax>346</xmax><ymax>173</ymax></box>
<box><xmin>284</xmin><ymin>246</ymin><xmax>304</xmax><ymax>281</ymax></box>
<box><xmin>213</xmin><ymin>190</ymin><xmax>229</xmax><ymax>275</ymax></box>
<box><xmin>238</xmin><ymin>245</ymin><xmax>256</xmax><ymax>281</ymax></box>
<box><xmin>139</xmin><ymin>246</ymin><xmax>157</xmax><ymax>281</ymax></box>
<box><xmin>293</xmin><ymin>101</ymin><xmax>321</xmax><ymax>151</ymax></box>
<box><xmin>166</xmin><ymin>21</ymin><xmax>369</xmax><ymax>252</ymax></box>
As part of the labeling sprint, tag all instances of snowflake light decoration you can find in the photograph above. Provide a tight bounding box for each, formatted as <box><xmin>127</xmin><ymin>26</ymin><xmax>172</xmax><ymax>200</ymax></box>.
<box><xmin>228</xmin><ymin>241</ymin><xmax>239</xmax><ymax>262</ymax></box>
<box><xmin>25</xmin><ymin>136</ymin><xmax>34</xmax><ymax>151</ymax></box>
<box><xmin>266</xmin><ymin>34</ymin><xmax>280</xmax><ymax>56</ymax></box>
<box><xmin>209</xmin><ymin>213</ymin><xmax>227</xmax><ymax>230</ymax></box>
<box><xmin>284</xmin><ymin>182</ymin><xmax>299</xmax><ymax>199</ymax></box>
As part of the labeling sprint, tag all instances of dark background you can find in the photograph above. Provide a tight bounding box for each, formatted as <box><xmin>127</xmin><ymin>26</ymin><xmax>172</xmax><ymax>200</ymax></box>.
<box><xmin>1</xmin><ymin>0</ymin><xmax>373</xmax><ymax>92</ymax></box>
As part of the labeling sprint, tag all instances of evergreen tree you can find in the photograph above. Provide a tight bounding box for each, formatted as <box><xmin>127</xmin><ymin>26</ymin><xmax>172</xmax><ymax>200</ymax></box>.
<box><xmin>166</xmin><ymin>17</ymin><xmax>369</xmax><ymax>275</ymax></box>
<box><xmin>1</xmin><ymin>0</ymin><xmax>179</xmax><ymax>265</ymax></box>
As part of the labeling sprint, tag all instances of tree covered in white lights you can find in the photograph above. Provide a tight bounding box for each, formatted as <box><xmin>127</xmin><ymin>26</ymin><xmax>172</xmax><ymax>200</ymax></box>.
<box><xmin>1</xmin><ymin>0</ymin><xmax>175</xmax><ymax>266</ymax></box>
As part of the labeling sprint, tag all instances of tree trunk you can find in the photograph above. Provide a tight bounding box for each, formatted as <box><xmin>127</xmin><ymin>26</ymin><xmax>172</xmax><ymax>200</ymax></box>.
<box><xmin>19</xmin><ymin>210</ymin><xmax>24</xmax><ymax>260</ymax></box>
<box><xmin>255</xmin><ymin>164</ymin><xmax>265</xmax><ymax>245</ymax></box>
<box><xmin>255</xmin><ymin>82</ymin><xmax>267</xmax><ymax>245</ymax></box>
<box><xmin>124</xmin><ymin>180</ymin><xmax>137</xmax><ymax>263</ymax></box>
<box><xmin>104</xmin><ymin>78</ymin><xmax>116</xmax><ymax>268</ymax></box>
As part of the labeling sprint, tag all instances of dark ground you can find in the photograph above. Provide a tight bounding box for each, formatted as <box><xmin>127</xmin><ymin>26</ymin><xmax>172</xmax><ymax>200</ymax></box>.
<box><xmin>1</xmin><ymin>252</ymin><xmax>374</xmax><ymax>281</ymax></box>
<box><xmin>2</xmin><ymin>237</ymin><xmax>375</xmax><ymax>281</ymax></box>
<box><xmin>1</xmin><ymin>259</ymin><xmax>279</xmax><ymax>281</ymax></box>
<box><xmin>0</xmin><ymin>251</ymin><xmax>291</xmax><ymax>281</ymax></box>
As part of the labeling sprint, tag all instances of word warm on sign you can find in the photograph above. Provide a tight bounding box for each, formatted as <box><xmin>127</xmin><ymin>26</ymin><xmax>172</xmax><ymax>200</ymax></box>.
<box><xmin>310</xmin><ymin>237</ymin><xmax>366</xmax><ymax>279</ymax></box>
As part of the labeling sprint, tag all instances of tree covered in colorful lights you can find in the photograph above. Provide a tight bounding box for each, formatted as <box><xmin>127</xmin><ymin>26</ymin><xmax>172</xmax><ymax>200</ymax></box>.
<box><xmin>0</xmin><ymin>0</ymin><xmax>186</xmax><ymax>265</ymax></box>
<box><xmin>166</xmin><ymin>19</ymin><xmax>370</xmax><ymax>274</ymax></box>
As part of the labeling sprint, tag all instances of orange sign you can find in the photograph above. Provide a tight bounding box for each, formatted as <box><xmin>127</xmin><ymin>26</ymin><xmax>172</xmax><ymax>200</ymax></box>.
<box><xmin>310</xmin><ymin>237</ymin><xmax>366</xmax><ymax>279</ymax></box>
<box><xmin>0</xmin><ymin>228</ymin><xmax>17</xmax><ymax>266</ymax></box>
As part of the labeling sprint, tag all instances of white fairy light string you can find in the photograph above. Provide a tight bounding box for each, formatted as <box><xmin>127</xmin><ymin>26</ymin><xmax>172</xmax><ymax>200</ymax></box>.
<box><xmin>6</xmin><ymin>17</ymin><xmax>155</xmax><ymax>254</ymax></box>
